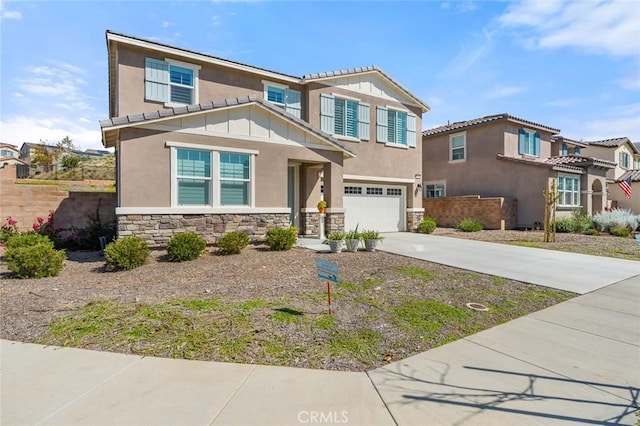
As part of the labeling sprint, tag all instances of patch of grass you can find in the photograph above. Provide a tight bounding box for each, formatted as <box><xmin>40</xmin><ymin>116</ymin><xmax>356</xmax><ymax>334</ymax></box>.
<box><xmin>269</xmin><ymin>308</ymin><xmax>305</xmax><ymax>324</ymax></box>
<box><xmin>392</xmin><ymin>300</ymin><xmax>471</xmax><ymax>339</ymax></box>
<box><xmin>396</xmin><ymin>266</ymin><xmax>436</xmax><ymax>283</ymax></box>
<box><xmin>491</xmin><ymin>276</ymin><xmax>505</xmax><ymax>286</ymax></box>
<box><xmin>314</xmin><ymin>314</ymin><xmax>337</xmax><ymax>330</ymax></box>
<box><xmin>329</xmin><ymin>329</ymin><xmax>382</xmax><ymax>366</ymax></box>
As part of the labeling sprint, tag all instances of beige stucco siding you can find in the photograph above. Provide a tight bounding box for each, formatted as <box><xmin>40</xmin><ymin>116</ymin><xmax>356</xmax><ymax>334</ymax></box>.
<box><xmin>583</xmin><ymin>144</ymin><xmax>633</xmax><ymax>180</ymax></box>
<box><xmin>117</xmin><ymin>127</ymin><xmax>342</xmax><ymax>208</ymax></box>
<box><xmin>115</xmin><ymin>44</ymin><xmax>302</xmax><ymax>118</ymax></box>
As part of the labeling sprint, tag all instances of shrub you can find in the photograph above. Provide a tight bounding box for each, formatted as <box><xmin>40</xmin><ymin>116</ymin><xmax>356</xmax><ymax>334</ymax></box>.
<box><xmin>593</xmin><ymin>209</ymin><xmax>640</xmax><ymax>233</ymax></box>
<box><xmin>104</xmin><ymin>236</ymin><xmax>150</xmax><ymax>271</ymax></box>
<box><xmin>610</xmin><ymin>227</ymin><xmax>631</xmax><ymax>238</ymax></box>
<box><xmin>326</xmin><ymin>231</ymin><xmax>345</xmax><ymax>241</ymax></box>
<box><xmin>457</xmin><ymin>218</ymin><xmax>483</xmax><ymax>232</ymax></box>
<box><xmin>4</xmin><ymin>233</ymin><xmax>54</xmax><ymax>249</ymax></box>
<box><xmin>571</xmin><ymin>208</ymin><xmax>593</xmax><ymax>233</ymax></box>
<box><xmin>264</xmin><ymin>227</ymin><xmax>297</xmax><ymax>251</ymax></box>
<box><xmin>166</xmin><ymin>232</ymin><xmax>206</xmax><ymax>261</ymax></box>
<box><xmin>417</xmin><ymin>217</ymin><xmax>437</xmax><ymax>234</ymax></box>
<box><xmin>5</xmin><ymin>243</ymin><xmax>66</xmax><ymax>278</ymax></box>
<box><xmin>554</xmin><ymin>217</ymin><xmax>576</xmax><ymax>233</ymax></box>
<box><xmin>61</xmin><ymin>155</ymin><xmax>81</xmax><ymax>170</ymax></box>
<box><xmin>0</xmin><ymin>216</ymin><xmax>18</xmax><ymax>244</ymax></box>
<box><xmin>361</xmin><ymin>229</ymin><xmax>382</xmax><ymax>240</ymax></box>
<box><xmin>217</xmin><ymin>231</ymin><xmax>250</xmax><ymax>255</ymax></box>
<box><xmin>584</xmin><ymin>228</ymin><xmax>600</xmax><ymax>236</ymax></box>
<box><xmin>64</xmin><ymin>209</ymin><xmax>117</xmax><ymax>251</ymax></box>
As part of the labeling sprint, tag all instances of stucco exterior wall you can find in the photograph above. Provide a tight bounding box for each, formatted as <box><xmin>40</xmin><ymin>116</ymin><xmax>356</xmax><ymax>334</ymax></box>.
<box><xmin>608</xmin><ymin>184</ymin><xmax>640</xmax><ymax>213</ymax></box>
<box><xmin>117</xmin><ymin>127</ymin><xmax>343</xmax><ymax>209</ymax></box>
<box><xmin>582</xmin><ymin>144</ymin><xmax>635</xmax><ymax>180</ymax></box>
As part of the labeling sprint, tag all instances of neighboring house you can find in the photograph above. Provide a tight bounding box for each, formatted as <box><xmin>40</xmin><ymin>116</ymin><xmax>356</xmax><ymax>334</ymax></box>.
<box><xmin>422</xmin><ymin>114</ymin><xmax>615</xmax><ymax>229</ymax></box>
<box><xmin>583</xmin><ymin>137</ymin><xmax>640</xmax><ymax>212</ymax></box>
<box><xmin>0</xmin><ymin>143</ymin><xmax>26</xmax><ymax>168</ymax></box>
<box><xmin>100</xmin><ymin>31</ymin><xmax>429</xmax><ymax>245</ymax></box>
<box><xmin>19</xmin><ymin>142</ymin><xmax>108</xmax><ymax>168</ymax></box>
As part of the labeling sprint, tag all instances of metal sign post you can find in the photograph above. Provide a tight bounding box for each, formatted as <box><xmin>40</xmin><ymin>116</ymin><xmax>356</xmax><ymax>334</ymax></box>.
<box><xmin>316</xmin><ymin>258</ymin><xmax>339</xmax><ymax>315</ymax></box>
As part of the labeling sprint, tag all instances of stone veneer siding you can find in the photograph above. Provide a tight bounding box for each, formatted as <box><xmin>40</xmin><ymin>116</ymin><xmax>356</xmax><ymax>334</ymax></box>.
<box><xmin>117</xmin><ymin>213</ymin><xmax>290</xmax><ymax>247</ymax></box>
<box><xmin>406</xmin><ymin>210</ymin><xmax>424</xmax><ymax>232</ymax></box>
<box><xmin>301</xmin><ymin>211</ymin><xmax>321</xmax><ymax>236</ymax></box>
<box><xmin>324</xmin><ymin>212</ymin><xmax>345</xmax><ymax>234</ymax></box>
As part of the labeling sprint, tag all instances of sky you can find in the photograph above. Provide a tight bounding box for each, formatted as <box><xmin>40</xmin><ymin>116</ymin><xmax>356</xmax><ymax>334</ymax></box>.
<box><xmin>0</xmin><ymin>0</ymin><xmax>639</xmax><ymax>151</ymax></box>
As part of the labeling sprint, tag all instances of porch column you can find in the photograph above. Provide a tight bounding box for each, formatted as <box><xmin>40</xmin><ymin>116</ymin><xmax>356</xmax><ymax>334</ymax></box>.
<box><xmin>323</xmin><ymin>162</ymin><xmax>344</xmax><ymax>233</ymax></box>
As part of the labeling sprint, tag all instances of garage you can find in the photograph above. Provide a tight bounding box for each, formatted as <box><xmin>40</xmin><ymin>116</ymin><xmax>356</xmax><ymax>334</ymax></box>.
<box><xmin>343</xmin><ymin>184</ymin><xmax>405</xmax><ymax>232</ymax></box>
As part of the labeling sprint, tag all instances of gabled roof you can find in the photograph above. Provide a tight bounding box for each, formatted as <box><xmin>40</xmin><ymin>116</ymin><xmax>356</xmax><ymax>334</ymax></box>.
<box><xmin>423</xmin><ymin>113</ymin><xmax>560</xmax><ymax>137</ymax></box>
<box><xmin>618</xmin><ymin>169</ymin><xmax>640</xmax><ymax>182</ymax></box>
<box><xmin>0</xmin><ymin>143</ymin><xmax>18</xmax><ymax>150</ymax></box>
<box><xmin>585</xmin><ymin>137</ymin><xmax>639</xmax><ymax>154</ymax></box>
<box><xmin>550</xmin><ymin>136</ymin><xmax>589</xmax><ymax>148</ymax></box>
<box><xmin>496</xmin><ymin>154</ymin><xmax>583</xmax><ymax>173</ymax></box>
<box><xmin>302</xmin><ymin>66</ymin><xmax>430</xmax><ymax>113</ymax></box>
<box><xmin>101</xmin><ymin>95</ymin><xmax>356</xmax><ymax>158</ymax></box>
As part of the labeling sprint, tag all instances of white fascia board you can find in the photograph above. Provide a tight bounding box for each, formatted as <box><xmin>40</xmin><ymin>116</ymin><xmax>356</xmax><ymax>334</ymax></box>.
<box><xmin>108</xmin><ymin>32</ymin><xmax>299</xmax><ymax>84</ymax></box>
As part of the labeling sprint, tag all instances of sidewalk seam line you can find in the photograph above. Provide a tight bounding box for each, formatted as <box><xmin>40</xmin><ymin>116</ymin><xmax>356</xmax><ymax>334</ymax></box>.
<box><xmin>567</xmin><ymin>299</ymin><xmax>640</xmax><ymax>318</ymax></box>
<box><xmin>366</xmin><ymin>370</ymin><xmax>399</xmax><ymax>426</ymax></box>
<box><xmin>527</xmin><ymin>315</ymin><xmax>640</xmax><ymax>347</ymax></box>
<box><xmin>208</xmin><ymin>364</ymin><xmax>257</xmax><ymax>425</ymax></box>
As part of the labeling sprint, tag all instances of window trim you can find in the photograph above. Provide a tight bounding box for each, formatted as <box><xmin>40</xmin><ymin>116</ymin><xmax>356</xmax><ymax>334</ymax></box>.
<box><xmin>321</xmin><ymin>93</ymin><xmax>370</xmax><ymax>141</ymax></box>
<box><xmin>519</xmin><ymin>128</ymin><xmax>540</xmax><ymax>158</ymax></box>
<box><xmin>449</xmin><ymin>132</ymin><xmax>466</xmax><ymax>163</ymax></box>
<box><xmin>168</xmin><ymin>142</ymin><xmax>257</xmax><ymax>209</ymax></box>
<box><xmin>423</xmin><ymin>180</ymin><xmax>446</xmax><ymax>198</ymax></box>
<box><xmin>262</xmin><ymin>80</ymin><xmax>302</xmax><ymax>118</ymax></box>
<box><xmin>165</xmin><ymin>58</ymin><xmax>200</xmax><ymax>107</ymax></box>
<box><xmin>557</xmin><ymin>174</ymin><xmax>580</xmax><ymax>208</ymax></box>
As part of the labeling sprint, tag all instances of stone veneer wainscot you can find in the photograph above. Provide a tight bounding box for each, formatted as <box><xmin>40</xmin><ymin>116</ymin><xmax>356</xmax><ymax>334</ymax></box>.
<box><xmin>117</xmin><ymin>213</ymin><xmax>290</xmax><ymax>247</ymax></box>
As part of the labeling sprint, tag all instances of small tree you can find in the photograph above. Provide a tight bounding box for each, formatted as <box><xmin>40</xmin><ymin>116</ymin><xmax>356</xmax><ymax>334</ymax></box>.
<box><xmin>543</xmin><ymin>178</ymin><xmax>560</xmax><ymax>243</ymax></box>
<box><xmin>32</xmin><ymin>142</ymin><xmax>60</xmax><ymax>172</ymax></box>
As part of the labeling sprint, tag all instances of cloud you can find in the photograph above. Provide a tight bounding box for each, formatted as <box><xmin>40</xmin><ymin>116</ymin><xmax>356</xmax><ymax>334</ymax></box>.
<box><xmin>161</xmin><ymin>21</ymin><xmax>172</xmax><ymax>28</ymax></box>
<box><xmin>442</xmin><ymin>26</ymin><xmax>496</xmax><ymax>78</ymax></box>
<box><xmin>0</xmin><ymin>115</ymin><xmax>103</xmax><ymax>150</ymax></box>
<box><xmin>617</xmin><ymin>72</ymin><xmax>640</xmax><ymax>91</ymax></box>
<box><xmin>499</xmin><ymin>0</ymin><xmax>640</xmax><ymax>58</ymax></box>
<box><xmin>15</xmin><ymin>63</ymin><xmax>92</xmax><ymax>110</ymax></box>
<box><xmin>1</xmin><ymin>0</ymin><xmax>22</xmax><ymax>20</ymax></box>
<box><xmin>560</xmin><ymin>102</ymin><xmax>640</xmax><ymax>141</ymax></box>
<box><xmin>486</xmin><ymin>85</ymin><xmax>527</xmax><ymax>98</ymax></box>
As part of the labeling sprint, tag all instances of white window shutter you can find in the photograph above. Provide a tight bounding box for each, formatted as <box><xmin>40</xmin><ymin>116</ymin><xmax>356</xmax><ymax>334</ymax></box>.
<box><xmin>407</xmin><ymin>113</ymin><xmax>417</xmax><ymax>148</ymax></box>
<box><xmin>376</xmin><ymin>106</ymin><xmax>388</xmax><ymax>143</ymax></box>
<box><xmin>358</xmin><ymin>103</ymin><xmax>370</xmax><ymax>141</ymax></box>
<box><xmin>145</xmin><ymin>58</ymin><xmax>169</xmax><ymax>102</ymax></box>
<box><xmin>285</xmin><ymin>88</ymin><xmax>302</xmax><ymax>118</ymax></box>
<box><xmin>320</xmin><ymin>94</ymin><xmax>335</xmax><ymax>134</ymax></box>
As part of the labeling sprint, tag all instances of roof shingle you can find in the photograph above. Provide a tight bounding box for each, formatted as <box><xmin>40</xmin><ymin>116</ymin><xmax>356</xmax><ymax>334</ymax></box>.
<box><xmin>423</xmin><ymin>113</ymin><xmax>560</xmax><ymax>136</ymax></box>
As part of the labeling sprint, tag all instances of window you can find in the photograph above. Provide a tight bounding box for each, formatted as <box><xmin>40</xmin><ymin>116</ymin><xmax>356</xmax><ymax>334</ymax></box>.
<box><xmin>450</xmin><ymin>133</ymin><xmax>466</xmax><ymax>161</ymax></box>
<box><xmin>619</xmin><ymin>152</ymin><xmax>630</xmax><ymax>169</ymax></box>
<box><xmin>264</xmin><ymin>83</ymin><xmax>301</xmax><ymax>118</ymax></box>
<box><xmin>376</xmin><ymin>106</ymin><xmax>416</xmax><ymax>147</ymax></box>
<box><xmin>518</xmin><ymin>129</ymin><xmax>540</xmax><ymax>157</ymax></box>
<box><xmin>424</xmin><ymin>181</ymin><xmax>445</xmax><ymax>198</ymax></box>
<box><xmin>177</xmin><ymin>149</ymin><xmax>211</xmax><ymax>205</ymax></box>
<box><xmin>344</xmin><ymin>186</ymin><xmax>362</xmax><ymax>194</ymax></box>
<box><xmin>366</xmin><ymin>187</ymin><xmax>383</xmax><ymax>195</ymax></box>
<box><xmin>561</xmin><ymin>144</ymin><xmax>568</xmax><ymax>156</ymax></box>
<box><xmin>557</xmin><ymin>175</ymin><xmax>580</xmax><ymax>207</ymax></box>
<box><xmin>172</xmin><ymin>144</ymin><xmax>255</xmax><ymax>208</ymax></box>
<box><xmin>145</xmin><ymin>58</ymin><xmax>199</xmax><ymax>105</ymax></box>
<box><xmin>0</xmin><ymin>149</ymin><xmax>14</xmax><ymax>157</ymax></box>
<box><xmin>387</xmin><ymin>188</ymin><xmax>402</xmax><ymax>196</ymax></box>
<box><xmin>321</xmin><ymin>94</ymin><xmax>369</xmax><ymax>140</ymax></box>
<box><xmin>573</xmin><ymin>147</ymin><xmax>581</xmax><ymax>155</ymax></box>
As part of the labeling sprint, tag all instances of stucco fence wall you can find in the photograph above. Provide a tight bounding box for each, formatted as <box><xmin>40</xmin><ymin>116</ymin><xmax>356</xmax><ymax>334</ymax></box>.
<box><xmin>423</xmin><ymin>195</ymin><xmax>518</xmax><ymax>230</ymax></box>
<box><xmin>0</xmin><ymin>165</ymin><xmax>117</xmax><ymax>233</ymax></box>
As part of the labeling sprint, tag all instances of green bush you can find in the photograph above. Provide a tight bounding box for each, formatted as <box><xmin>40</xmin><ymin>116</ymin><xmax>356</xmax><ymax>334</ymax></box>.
<box><xmin>571</xmin><ymin>208</ymin><xmax>593</xmax><ymax>233</ymax></box>
<box><xmin>593</xmin><ymin>209</ymin><xmax>639</xmax><ymax>233</ymax></box>
<box><xmin>4</xmin><ymin>233</ymin><xmax>54</xmax><ymax>249</ymax></box>
<box><xmin>610</xmin><ymin>227</ymin><xmax>631</xmax><ymax>238</ymax></box>
<box><xmin>166</xmin><ymin>232</ymin><xmax>206</xmax><ymax>262</ymax></box>
<box><xmin>554</xmin><ymin>217</ymin><xmax>576</xmax><ymax>233</ymax></box>
<box><xmin>64</xmin><ymin>209</ymin><xmax>117</xmax><ymax>251</ymax></box>
<box><xmin>417</xmin><ymin>217</ymin><xmax>437</xmax><ymax>234</ymax></box>
<box><xmin>104</xmin><ymin>236</ymin><xmax>150</xmax><ymax>271</ymax></box>
<box><xmin>584</xmin><ymin>228</ymin><xmax>600</xmax><ymax>236</ymax></box>
<box><xmin>217</xmin><ymin>231</ymin><xmax>250</xmax><ymax>255</ymax></box>
<box><xmin>264</xmin><ymin>227</ymin><xmax>297</xmax><ymax>251</ymax></box>
<box><xmin>5</xmin><ymin>243</ymin><xmax>66</xmax><ymax>278</ymax></box>
<box><xmin>457</xmin><ymin>218</ymin><xmax>483</xmax><ymax>232</ymax></box>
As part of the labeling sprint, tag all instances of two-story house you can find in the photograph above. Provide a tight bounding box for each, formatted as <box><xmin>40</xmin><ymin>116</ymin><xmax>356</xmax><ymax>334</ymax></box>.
<box><xmin>582</xmin><ymin>137</ymin><xmax>640</xmax><ymax>212</ymax></box>
<box><xmin>422</xmin><ymin>114</ymin><xmax>615</xmax><ymax>229</ymax></box>
<box><xmin>0</xmin><ymin>143</ymin><xmax>25</xmax><ymax>168</ymax></box>
<box><xmin>100</xmin><ymin>31</ymin><xmax>429</xmax><ymax>246</ymax></box>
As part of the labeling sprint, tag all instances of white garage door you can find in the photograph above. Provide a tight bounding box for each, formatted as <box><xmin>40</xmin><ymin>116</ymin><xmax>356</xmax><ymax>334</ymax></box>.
<box><xmin>343</xmin><ymin>184</ymin><xmax>404</xmax><ymax>232</ymax></box>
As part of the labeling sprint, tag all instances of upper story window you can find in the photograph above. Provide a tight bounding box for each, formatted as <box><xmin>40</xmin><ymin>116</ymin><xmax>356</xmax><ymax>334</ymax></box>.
<box><xmin>557</xmin><ymin>175</ymin><xmax>580</xmax><ymax>207</ymax></box>
<box><xmin>321</xmin><ymin>94</ymin><xmax>370</xmax><ymax>141</ymax></box>
<box><xmin>264</xmin><ymin>82</ymin><xmax>301</xmax><ymax>118</ymax></box>
<box><xmin>574</xmin><ymin>147</ymin><xmax>581</xmax><ymax>155</ymax></box>
<box><xmin>0</xmin><ymin>149</ymin><xmax>14</xmax><ymax>157</ymax></box>
<box><xmin>561</xmin><ymin>144</ymin><xmax>568</xmax><ymax>156</ymax></box>
<box><xmin>518</xmin><ymin>129</ymin><xmax>540</xmax><ymax>157</ymax></box>
<box><xmin>449</xmin><ymin>133</ymin><xmax>466</xmax><ymax>162</ymax></box>
<box><xmin>376</xmin><ymin>106</ymin><xmax>416</xmax><ymax>147</ymax></box>
<box><xmin>145</xmin><ymin>58</ymin><xmax>200</xmax><ymax>106</ymax></box>
<box><xmin>619</xmin><ymin>151</ymin><xmax>630</xmax><ymax>169</ymax></box>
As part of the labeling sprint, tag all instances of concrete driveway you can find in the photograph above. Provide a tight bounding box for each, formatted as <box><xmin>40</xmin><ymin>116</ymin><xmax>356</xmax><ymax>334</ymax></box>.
<box><xmin>378</xmin><ymin>232</ymin><xmax>640</xmax><ymax>294</ymax></box>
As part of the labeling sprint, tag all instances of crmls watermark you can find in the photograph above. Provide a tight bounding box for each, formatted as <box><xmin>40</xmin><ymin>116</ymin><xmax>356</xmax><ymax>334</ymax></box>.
<box><xmin>297</xmin><ymin>410</ymin><xmax>349</xmax><ymax>424</ymax></box>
